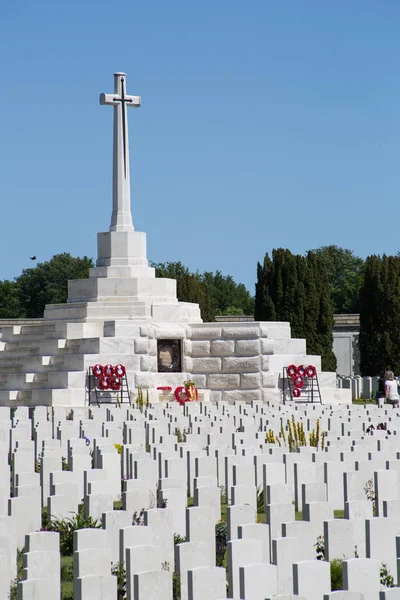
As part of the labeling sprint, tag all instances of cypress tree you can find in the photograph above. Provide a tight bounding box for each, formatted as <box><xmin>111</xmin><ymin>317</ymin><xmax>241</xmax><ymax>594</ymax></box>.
<box><xmin>255</xmin><ymin>248</ymin><xmax>336</xmax><ymax>372</ymax></box>
<box><xmin>360</xmin><ymin>255</ymin><xmax>400</xmax><ymax>375</ymax></box>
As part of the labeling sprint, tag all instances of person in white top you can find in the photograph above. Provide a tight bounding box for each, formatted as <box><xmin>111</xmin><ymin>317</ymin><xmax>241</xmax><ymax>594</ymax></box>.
<box><xmin>385</xmin><ymin>371</ymin><xmax>399</xmax><ymax>408</ymax></box>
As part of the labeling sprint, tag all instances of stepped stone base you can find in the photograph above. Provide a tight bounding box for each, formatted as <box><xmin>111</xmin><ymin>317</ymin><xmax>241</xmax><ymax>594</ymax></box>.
<box><xmin>0</xmin><ymin>318</ymin><xmax>351</xmax><ymax>407</ymax></box>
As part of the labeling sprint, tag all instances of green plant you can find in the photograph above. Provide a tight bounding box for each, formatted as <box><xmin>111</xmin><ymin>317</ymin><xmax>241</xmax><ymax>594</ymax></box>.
<box><xmin>174</xmin><ymin>534</ymin><xmax>186</xmax><ymax>545</ymax></box>
<box><xmin>35</xmin><ymin>459</ymin><xmax>41</xmax><ymax>473</ymax></box>
<box><xmin>216</xmin><ymin>521</ymin><xmax>227</xmax><ymax>567</ymax></box>
<box><xmin>173</xmin><ymin>572</ymin><xmax>181</xmax><ymax>600</ymax></box>
<box><xmin>132</xmin><ymin>509</ymin><xmax>145</xmax><ymax>526</ymax></box>
<box><xmin>44</xmin><ymin>512</ymin><xmax>101</xmax><ymax>556</ymax></box>
<box><xmin>9</xmin><ymin>549</ymin><xmax>24</xmax><ymax>599</ymax></box>
<box><xmin>330</xmin><ymin>558</ymin><xmax>343</xmax><ymax>590</ymax></box>
<box><xmin>62</xmin><ymin>457</ymin><xmax>69</xmax><ymax>471</ymax></box>
<box><xmin>380</xmin><ymin>563</ymin><xmax>395</xmax><ymax>587</ymax></box>
<box><xmin>256</xmin><ymin>486</ymin><xmax>265</xmax><ymax>523</ymax></box>
<box><xmin>136</xmin><ymin>388</ymin><xmax>144</xmax><ymax>409</ymax></box>
<box><xmin>315</xmin><ymin>535</ymin><xmax>325</xmax><ymax>561</ymax></box>
<box><xmin>111</xmin><ymin>561</ymin><xmax>127</xmax><ymax>599</ymax></box>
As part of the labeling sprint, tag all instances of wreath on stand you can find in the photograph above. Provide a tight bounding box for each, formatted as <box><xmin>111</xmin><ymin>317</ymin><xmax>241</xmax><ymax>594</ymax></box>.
<box><xmin>286</xmin><ymin>364</ymin><xmax>317</xmax><ymax>400</ymax></box>
<box><xmin>92</xmin><ymin>364</ymin><xmax>125</xmax><ymax>392</ymax></box>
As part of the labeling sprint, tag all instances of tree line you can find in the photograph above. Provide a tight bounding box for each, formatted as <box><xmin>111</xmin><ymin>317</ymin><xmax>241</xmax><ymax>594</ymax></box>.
<box><xmin>0</xmin><ymin>254</ymin><xmax>254</xmax><ymax>323</ymax></box>
<box><xmin>1</xmin><ymin>246</ymin><xmax>398</xmax><ymax>376</ymax></box>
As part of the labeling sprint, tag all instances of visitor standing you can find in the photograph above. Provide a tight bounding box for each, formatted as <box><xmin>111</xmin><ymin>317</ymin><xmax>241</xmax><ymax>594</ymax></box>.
<box><xmin>385</xmin><ymin>371</ymin><xmax>399</xmax><ymax>408</ymax></box>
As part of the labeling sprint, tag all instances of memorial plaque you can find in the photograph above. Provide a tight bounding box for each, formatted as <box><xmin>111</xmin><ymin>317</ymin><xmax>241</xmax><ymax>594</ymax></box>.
<box><xmin>157</xmin><ymin>339</ymin><xmax>182</xmax><ymax>372</ymax></box>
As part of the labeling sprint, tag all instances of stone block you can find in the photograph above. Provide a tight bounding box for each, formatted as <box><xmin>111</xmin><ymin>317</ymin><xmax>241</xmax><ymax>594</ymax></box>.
<box><xmin>207</xmin><ymin>374</ymin><xmax>240</xmax><ymax>390</ymax></box>
<box><xmin>221</xmin><ymin>326</ymin><xmax>260</xmax><ymax>339</ymax></box>
<box><xmin>222</xmin><ymin>356</ymin><xmax>261</xmax><ymax>373</ymax></box>
<box><xmin>222</xmin><ymin>389</ymin><xmax>262</xmax><ymax>404</ymax></box>
<box><xmin>191</xmin><ymin>341</ymin><xmax>211</xmax><ymax>357</ymax></box>
<box><xmin>192</xmin><ymin>358</ymin><xmax>222</xmax><ymax>373</ymax></box>
<box><xmin>140</xmin><ymin>355</ymin><xmax>150</xmax><ymax>371</ymax></box>
<box><xmin>134</xmin><ymin>338</ymin><xmax>148</xmax><ymax>354</ymax></box>
<box><xmin>261</xmin><ymin>355</ymin><xmax>270</xmax><ymax>370</ymax></box>
<box><xmin>189</xmin><ymin>327</ymin><xmax>222</xmax><ymax>340</ymax></box>
<box><xmin>261</xmin><ymin>338</ymin><xmax>274</xmax><ymax>354</ymax></box>
<box><xmin>262</xmin><ymin>372</ymin><xmax>279</xmax><ymax>387</ymax></box>
<box><xmin>210</xmin><ymin>340</ymin><xmax>235</xmax><ymax>356</ymax></box>
<box><xmin>241</xmin><ymin>373</ymin><xmax>261</xmax><ymax>389</ymax></box>
<box><xmin>235</xmin><ymin>339</ymin><xmax>261</xmax><ymax>356</ymax></box>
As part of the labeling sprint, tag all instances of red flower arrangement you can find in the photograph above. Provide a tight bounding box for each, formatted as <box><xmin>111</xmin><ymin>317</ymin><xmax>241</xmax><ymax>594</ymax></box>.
<box><xmin>93</xmin><ymin>364</ymin><xmax>103</xmax><ymax>378</ymax></box>
<box><xmin>286</xmin><ymin>363</ymin><xmax>317</xmax><ymax>399</ymax></box>
<box><xmin>92</xmin><ymin>364</ymin><xmax>126</xmax><ymax>391</ymax></box>
<box><xmin>98</xmin><ymin>376</ymin><xmax>110</xmax><ymax>390</ymax></box>
<box><xmin>115</xmin><ymin>364</ymin><xmax>126</xmax><ymax>377</ymax></box>
<box><xmin>174</xmin><ymin>386</ymin><xmax>189</xmax><ymax>405</ymax></box>
<box><xmin>110</xmin><ymin>377</ymin><xmax>122</xmax><ymax>391</ymax></box>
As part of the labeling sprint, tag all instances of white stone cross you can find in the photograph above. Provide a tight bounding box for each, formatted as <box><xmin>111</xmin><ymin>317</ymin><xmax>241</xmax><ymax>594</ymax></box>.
<box><xmin>100</xmin><ymin>72</ymin><xmax>141</xmax><ymax>232</ymax></box>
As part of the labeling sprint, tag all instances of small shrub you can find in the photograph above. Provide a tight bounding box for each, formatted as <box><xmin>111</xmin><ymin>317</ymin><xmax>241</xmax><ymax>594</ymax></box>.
<box><xmin>315</xmin><ymin>535</ymin><xmax>325</xmax><ymax>561</ymax></box>
<box><xmin>111</xmin><ymin>561</ymin><xmax>127</xmax><ymax>600</ymax></box>
<box><xmin>216</xmin><ymin>521</ymin><xmax>227</xmax><ymax>567</ymax></box>
<box><xmin>62</xmin><ymin>458</ymin><xmax>69</xmax><ymax>471</ymax></box>
<box><xmin>174</xmin><ymin>534</ymin><xmax>186</xmax><ymax>545</ymax></box>
<box><xmin>45</xmin><ymin>512</ymin><xmax>101</xmax><ymax>556</ymax></box>
<box><xmin>330</xmin><ymin>558</ymin><xmax>343</xmax><ymax>590</ymax></box>
<box><xmin>380</xmin><ymin>563</ymin><xmax>395</xmax><ymax>588</ymax></box>
<box><xmin>132</xmin><ymin>509</ymin><xmax>145</xmax><ymax>526</ymax></box>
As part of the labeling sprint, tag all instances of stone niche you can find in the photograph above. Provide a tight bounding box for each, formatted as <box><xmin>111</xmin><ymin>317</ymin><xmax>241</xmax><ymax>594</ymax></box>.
<box><xmin>157</xmin><ymin>339</ymin><xmax>182</xmax><ymax>373</ymax></box>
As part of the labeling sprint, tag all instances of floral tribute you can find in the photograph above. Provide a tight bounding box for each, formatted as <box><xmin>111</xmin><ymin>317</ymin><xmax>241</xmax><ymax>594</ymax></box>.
<box><xmin>174</xmin><ymin>380</ymin><xmax>199</xmax><ymax>406</ymax></box>
<box><xmin>92</xmin><ymin>364</ymin><xmax>126</xmax><ymax>392</ymax></box>
<box><xmin>286</xmin><ymin>364</ymin><xmax>316</xmax><ymax>399</ymax></box>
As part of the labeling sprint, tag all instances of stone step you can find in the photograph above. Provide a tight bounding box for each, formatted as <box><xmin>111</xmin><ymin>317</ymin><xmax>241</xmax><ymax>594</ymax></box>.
<box><xmin>0</xmin><ymin>387</ymin><xmax>82</xmax><ymax>407</ymax></box>
<box><xmin>0</xmin><ymin>370</ymin><xmax>85</xmax><ymax>391</ymax></box>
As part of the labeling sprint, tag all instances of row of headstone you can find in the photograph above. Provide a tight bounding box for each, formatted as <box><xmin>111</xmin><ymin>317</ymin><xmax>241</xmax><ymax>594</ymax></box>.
<box><xmin>2</xmin><ymin>401</ymin><xmax>400</xmax><ymax>598</ymax></box>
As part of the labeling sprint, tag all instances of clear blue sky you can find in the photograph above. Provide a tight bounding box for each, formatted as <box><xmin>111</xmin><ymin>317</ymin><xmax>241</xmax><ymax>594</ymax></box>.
<box><xmin>1</xmin><ymin>1</ymin><xmax>399</xmax><ymax>294</ymax></box>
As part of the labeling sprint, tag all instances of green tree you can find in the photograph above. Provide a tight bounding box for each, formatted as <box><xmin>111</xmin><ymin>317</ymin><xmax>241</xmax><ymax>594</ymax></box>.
<box><xmin>152</xmin><ymin>262</ymin><xmax>215</xmax><ymax>322</ymax></box>
<box><xmin>0</xmin><ymin>280</ymin><xmax>23</xmax><ymax>318</ymax></box>
<box><xmin>311</xmin><ymin>245</ymin><xmax>364</xmax><ymax>314</ymax></box>
<box><xmin>255</xmin><ymin>248</ymin><xmax>336</xmax><ymax>371</ymax></box>
<box><xmin>202</xmin><ymin>271</ymin><xmax>254</xmax><ymax>316</ymax></box>
<box><xmin>16</xmin><ymin>253</ymin><xmax>94</xmax><ymax>318</ymax></box>
<box><xmin>359</xmin><ymin>254</ymin><xmax>400</xmax><ymax>375</ymax></box>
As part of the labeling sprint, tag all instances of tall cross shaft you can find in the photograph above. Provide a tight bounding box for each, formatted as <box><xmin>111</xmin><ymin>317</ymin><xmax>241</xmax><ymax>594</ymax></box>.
<box><xmin>100</xmin><ymin>72</ymin><xmax>141</xmax><ymax>232</ymax></box>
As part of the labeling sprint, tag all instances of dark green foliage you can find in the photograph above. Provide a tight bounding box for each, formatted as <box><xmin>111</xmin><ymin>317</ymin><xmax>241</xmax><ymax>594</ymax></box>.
<box><xmin>380</xmin><ymin>562</ymin><xmax>395</xmax><ymax>587</ymax></box>
<box><xmin>153</xmin><ymin>261</ymin><xmax>215</xmax><ymax>321</ymax></box>
<box><xmin>173</xmin><ymin>572</ymin><xmax>181</xmax><ymax>600</ymax></box>
<box><xmin>330</xmin><ymin>558</ymin><xmax>343</xmax><ymax>590</ymax></box>
<box><xmin>255</xmin><ymin>248</ymin><xmax>336</xmax><ymax>371</ymax></box>
<box><xmin>111</xmin><ymin>561</ymin><xmax>127</xmax><ymax>599</ymax></box>
<box><xmin>201</xmin><ymin>270</ymin><xmax>254</xmax><ymax>316</ymax></box>
<box><xmin>174</xmin><ymin>534</ymin><xmax>186</xmax><ymax>545</ymax></box>
<box><xmin>0</xmin><ymin>253</ymin><xmax>93</xmax><ymax>319</ymax></box>
<box><xmin>359</xmin><ymin>254</ymin><xmax>400</xmax><ymax>375</ymax></box>
<box><xmin>9</xmin><ymin>549</ymin><xmax>24</xmax><ymax>600</ymax></box>
<box><xmin>311</xmin><ymin>245</ymin><xmax>364</xmax><ymax>314</ymax></box>
<box><xmin>0</xmin><ymin>280</ymin><xmax>21</xmax><ymax>318</ymax></box>
<box><xmin>16</xmin><ymin>253</ymin><xmax>94</xmax><ymax>318</ymax></box>
<box><xmin>152</xmin><ymin>262</ymin><xmax>254</xmax><ymax>322</ymax></box>
<box><xmin>215</xmin><ymin>521</ymin><xmax>227</xmax><ymax>567</ymax></box>
<box><xmin>44</xmin><ymin>512</ymin><xmax>101</xmax><ymax>556</ymax></box>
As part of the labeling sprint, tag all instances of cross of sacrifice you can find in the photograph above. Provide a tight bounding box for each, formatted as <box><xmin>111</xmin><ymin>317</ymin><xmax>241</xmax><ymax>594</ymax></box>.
<box><xmin>100</xmin><ymin>72</ymin><xmax>141</xmax><ymax>232</ymax></box>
